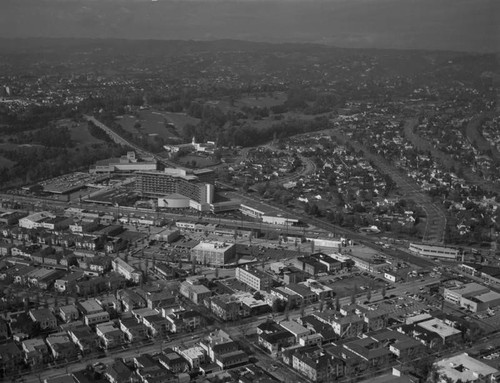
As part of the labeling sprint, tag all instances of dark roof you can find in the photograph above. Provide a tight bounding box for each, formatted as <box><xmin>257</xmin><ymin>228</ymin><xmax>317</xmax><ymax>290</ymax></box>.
<box><xmin>259</xmin><ymin>329</ymin><xmax>294</xmax><ymax>344</ymax></box>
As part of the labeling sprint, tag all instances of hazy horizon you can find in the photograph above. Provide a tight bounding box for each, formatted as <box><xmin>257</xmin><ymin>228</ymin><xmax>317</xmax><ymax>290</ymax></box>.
<box><xmin>1</xmin><ymin>0</ymin><xmax>498</xmax><ymax>53</ymax></box>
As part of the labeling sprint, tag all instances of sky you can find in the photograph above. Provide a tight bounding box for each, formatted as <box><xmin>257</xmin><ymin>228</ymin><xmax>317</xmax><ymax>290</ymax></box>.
<box><xmin>1</xmin><ymin>0</ymin><xmax>498</xmax><ymax>52</ymax></box>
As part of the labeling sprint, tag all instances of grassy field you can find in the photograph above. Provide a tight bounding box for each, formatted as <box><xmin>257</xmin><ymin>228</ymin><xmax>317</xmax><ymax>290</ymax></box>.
<box><xmin>176</xmin><ymin>154</ymin><xmax>219</xmax><ymax>168</ymax></box>
<box><xmin>0</xmin><ymin>156</ymin><xmax>15</xmax><ymax>168</ymax></box>
<box><xmin>236</xmin><ymin>92</ymin><xmax>287</xmax><ymax>108</ymax></box>
<box><xmin>118</xmin><ymin>110</ymin><xmax>199</xmax><ymax>141</ymax></box>
<box><xmin>58</xmin><ymin>120</ymin><xmax>106</xmax><ymax>146</ymax></box>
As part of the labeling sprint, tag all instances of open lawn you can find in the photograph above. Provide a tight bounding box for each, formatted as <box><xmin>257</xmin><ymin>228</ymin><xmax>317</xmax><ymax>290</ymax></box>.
<box><xmin>0</xmin><ymin>155</ymin><xmax>15</xmax><ymax>168</ymax></box>
<box><xmin>236</xmin><ymin>92</ymin><xmax>287</xmax><ymax>108</ymax></box>
<box><xmin>176</xmin><ymin>154</ymin><xmax>220</xmax><ymax>168</ymax></box>
<box><xmin>58</xmin><ymin>119</ymin><xmax>107</xmax><ymax>146</ymax></box>
<box><xmin>118</xmin><ymin>110</ymin><xmax>199</xmax><ymax>141</ymax></box>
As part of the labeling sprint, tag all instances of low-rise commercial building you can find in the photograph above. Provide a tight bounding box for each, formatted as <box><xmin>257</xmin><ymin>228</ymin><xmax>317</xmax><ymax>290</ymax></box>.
<box><xmin>190</xmin><ymin>241</ymin><xmax>236</xmax><ymax>266</ymax></box>
<box><xmin>434</xmin><ymin>353</ymin><xmax>500</xmax><ymax>383</ymax></box>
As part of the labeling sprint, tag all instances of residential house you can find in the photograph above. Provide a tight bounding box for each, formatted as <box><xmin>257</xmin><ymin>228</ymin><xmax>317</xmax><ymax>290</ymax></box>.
<box><xmin>0</xmin><ymin>342</ymin><xmax>23</xmax><ymax>374</ymax></box>
<box><xmin>118</xmin><ymin>289</ymin><xmax>147</xmax><ymax>312</ymax></box>
<box><xmin>342</xmin><ymin>338</ymin><xmax>393</xmax><ymax>369</ymax></box>
<box><xmin>285</xmin><ymin>283</ymin><xmax>317</xmax><ymax>305</ymax></box>
<box><xmin>29</xmin><ymin>308</ymin><xmax>57</xmax><ymax>330</ymax></box>
<box><xmin>200</xmin><ymin>329</ymin><xmax>249</xmax><ymax>370</ymax></box>
<box><xmin>67</xmin><ymin>325</ymin><xmax>99</xmax><ymax>354</ymax></box>
<box><xmin>22</xmin><ymin>338</ymin><xmax>50</xmax><ymax>366</ymax></box>
<box><xmin>174</xmin><ymin>345</ymin><xmax>206</xmax><ymax>370</ymax></box>
<box><xmin>313</xmin><ymin>310</ymin><xmax>364</xmax><ymax>339</ymax></box>
<box><xmin>133</xmin><ymin>353</ymin><xmax>177</xmax><ymax>383</ymax></box>
<box><xmin>84</xmin><ymin>311</ymin><xmax>110</xmax><ymax>327</ymax></box>
<box><xmin>143</xmin><ymin>314</ymin><xmax>170</xmax><ymax>339</ymax></box>
<box><xmin>105</xmin><ymin>358</ymin><xmax>134</xmax><ymax>383</ymax></box>
<box><xmin>78</xmin><ymin>298</ymin><xmax>104</xmax><ymax>316</ymax></box>
<box><xmin>279</xmin><ymin>320</ymin><xmax>312</xmax><ymax>342</ymax></box>
<box><xmin>54</xmin><ymin>272</ymin><xmax>84</xmax><ymax>293</ymax></box>
<box><xmin>291</xmin><ymin>345</ymin><xmax>345</xmax><ymax>382</ymax></box>
<box><xmin>95</xmin><ymin>322</ymin><xmax>125</xmax><ymax>349</ymax></box>
<box><xmin>257</xmin><ymin>321</ymin><xmax>296</xmax><ymax>356</ymax></box>
<box><xmin>207</xmin><ymin>295</ymin><xmax>241</xmax><ymax>321</ymax></box>
<box><xmin>58</xmin><ymin>305</ymin><xmax>79</xmax><ymax>323</ymax></box>
<box><xmin>370</xmin><ymin>330</ymin><xmax>426</xmax><ymax>361</ymax></box>
<box><xmin>146</xmin><ymin>290</ymin><xmax>177</xmax><ymax>310</ymax></box>
<box><xmin>119</xmin><ymin>317</ymin><xmax>148</xmax><ymax>343</ymax></box>
<box><xmin>46</xmin><ymin>334</ymin><xmax>78</xmax><ymax>361</ymax></box>
<box><xmin>157</xmin><ymin>348</ymin><xmax>188</xmax><ymax>373</ymax></box>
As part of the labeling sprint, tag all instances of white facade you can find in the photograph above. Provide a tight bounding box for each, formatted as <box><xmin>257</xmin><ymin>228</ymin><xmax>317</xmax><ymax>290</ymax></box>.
<box><xmin>19</xmin><ymin>211</ymin><xmax>55</xmax><ymax>229</ymax></box>
<box><xmin>409</xmin><ymin>243</ymin><xmax>460</xmax><ymax>259</ymax></box>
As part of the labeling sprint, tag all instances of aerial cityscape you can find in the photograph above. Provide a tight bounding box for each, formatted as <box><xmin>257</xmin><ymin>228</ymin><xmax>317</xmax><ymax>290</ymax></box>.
<box><xmin>0</xmin><ymin>1</ymin><xmax>499</xmax><ymax>383</ymax></box>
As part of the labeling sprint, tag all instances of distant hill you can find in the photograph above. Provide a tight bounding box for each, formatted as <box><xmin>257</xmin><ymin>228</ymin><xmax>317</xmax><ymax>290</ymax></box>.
<box><xmin>0</xmin><ymin>0</ymin><xmax>498</xmax><ymax>53</ymax></box>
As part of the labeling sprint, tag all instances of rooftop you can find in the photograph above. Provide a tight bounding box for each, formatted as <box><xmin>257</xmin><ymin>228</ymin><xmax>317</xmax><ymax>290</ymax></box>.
<box><xmin>417</xmin><ymin>318</ymin><xmax>461</xmax><ymax>339</ymax></box>
<box><xmin>435</xmin><ymin>353</ymin><xmax>499</xmax><ymax>382</ymax></box>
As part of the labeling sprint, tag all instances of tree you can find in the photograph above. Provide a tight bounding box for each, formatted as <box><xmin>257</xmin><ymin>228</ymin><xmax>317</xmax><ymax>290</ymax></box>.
<box><xmin>366</xmin><ymin>289</ymin><xmax>372</xmax><ymax>302</ymax></box>
<box><xmin>319</xmin><ymin>298</ymin><xmax>324</xmax><ymax>312</ymax></box>
<box><xmin>381</xmin><ymin>285</ymin><xmax>387</xmax><ymax>298</ymax></box>
<box><xmin>335</xmin><ymin>296</ymin><xmax>340</xmax><ymax>311</ymax></box>
<box><xmin>299</xmin><ymin>301</ymin><xmax>306</xmax><ymax>317</ymax></box>
<box><xmin>272</xmin><ymin>299</ymin><xmax>282</xmax><ymax>315</ymax></box>
<box><xmin>191</xmin><ymin>257</ymin><xmax>196</xmax><ymax>275</ymax></box>
<box><xmin>350</xmin><ymin>292</ymin><xmax>356</xmax><ymax>305</ymax></box>
<box><xmin>284</xmin><ymin>302</ymin><xmax>290</xmax><ymax>320</ymax></box>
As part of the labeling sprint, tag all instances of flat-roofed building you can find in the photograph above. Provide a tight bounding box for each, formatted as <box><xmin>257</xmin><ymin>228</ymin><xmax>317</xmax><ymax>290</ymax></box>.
<box><xmin>78</xmin><ymin>298</ymin><xmax>104</xmax><ymax>315</ymax></box>
<box><xmin>409</xmin><ymin>243</ymin><xmax>460</xmax><ymax>259</ymax></box>
<box><xmin>461</xmin><ymin>290</ymin><xmax>500</xmax><ymax>313</ymax></box>
<box><xmin>46</xmin><ymin>333</ymin><xmax>78</xmax><ymax>361</ymax></box>
<box><xmin>84</xmin><ymin>311</ymin><xmax>110</xmax><ymax>327</ymax></box>
<box><xmin>112</xmin><ymin>257</ymin><xmax>143</xmax><ymax>284</ymax></box>
<box><xmin>279</xmin><ymin>320</ymin><xmax>312</xmax><ymax>341</ymax></box>
<box><xmin>95</xmin><ymin>322</ymin><xmax>125</xmax><ymax>349</ymax></box>
<box><xmin>19</xmin><ymin>211</ymin><xmax>56</xmax><ymax>229</ymax></box>
<box><xmin>67</xmin><ymin>325</ymin><xmax>99</xmax><ymax>354</ymax></box>
<box><xmin>174</xmin><ymin>345</ymin><xmax>206</xmax><ymax>370</ymax></box>
<box><xmin>136</xmin><ymin>168</ymin><xmax>214</xmax><ymax>207</ymax></box>
<box><xmin>180</xmin><ymin>279</ymin><xmax>212</xmax><ymax>305</ymax></box>
<box><xmin>235</xmin><ymin>265</ymin><xmax>273</xmax><ymax>291</ymax></box>
<box><xmin>119</xmin><ymin>317</ymin><xmax>148</xmax><ymax>343</ymax></box>
<box><xmin>435</xmin><ymin>353</ymin><xmax>500</xmax><ymax>383</ymax></box>
<box><xmin>59</xmin><ymin>305</ymin><xmax>79</xmax><ymax>323</ymax></box>
<box><xmin>443</xmin><ymin>282</ymin><xmax>493</xmax><ymax>312</ymax></box>
<box><xmin>22</xmin><ymin>338</ymin><xmax>50</xmax><ymax>366</ymax></box>
<box><xmin>416</xmin><ymin>318</ymin><xmax>462</xmax><ymax>345</ymax></box>
<box><xmin>190</xmin><ymin>241</ymin><xmax>236</xmax><ymax>266</ymax></box>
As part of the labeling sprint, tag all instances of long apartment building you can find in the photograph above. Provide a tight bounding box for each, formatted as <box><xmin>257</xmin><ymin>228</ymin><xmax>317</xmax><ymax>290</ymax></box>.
<box><xmin>135</xmin><ymin>168</ymin><xmax>214</xmax><ymax>205</ymax></box>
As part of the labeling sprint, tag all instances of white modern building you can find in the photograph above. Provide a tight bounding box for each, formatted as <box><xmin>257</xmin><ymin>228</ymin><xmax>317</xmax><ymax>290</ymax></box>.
<box><xmin>409</xmin><ymin>243</ymin><xmax>460</xmax><ymax>259</ymax></box>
